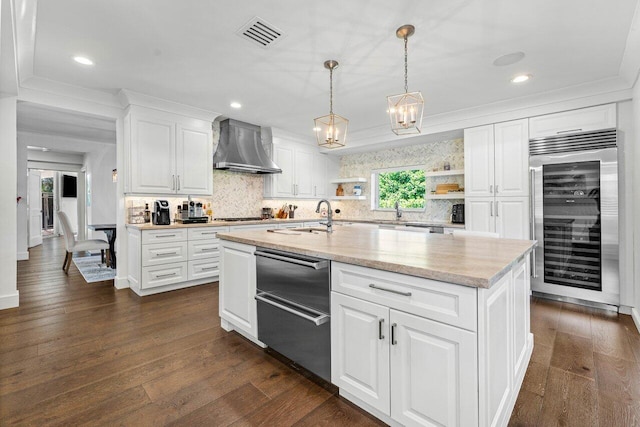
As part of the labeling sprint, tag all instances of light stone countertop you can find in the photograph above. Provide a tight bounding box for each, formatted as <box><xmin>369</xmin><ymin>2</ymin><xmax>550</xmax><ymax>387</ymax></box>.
<box><xmin>218</xmin><ymin>227</ymin><xmax>536</xmax><ymax>289</ymax></box>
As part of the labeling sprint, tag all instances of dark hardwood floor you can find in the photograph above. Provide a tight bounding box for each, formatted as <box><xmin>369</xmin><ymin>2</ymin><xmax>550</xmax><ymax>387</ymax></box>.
<box><xmin>1</xmin><ymin>237</ymin><xmax>639</xmax><ymax>426</ymax></box>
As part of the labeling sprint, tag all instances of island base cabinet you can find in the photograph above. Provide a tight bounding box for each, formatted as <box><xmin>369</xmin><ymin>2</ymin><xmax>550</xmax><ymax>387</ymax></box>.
<box><xmin>332</xmin><ymin>292</ymin><xmax>478</xmax><ymax>427</ymax></box>
<box><xmin>219</xmin><ymin>241</ymin><xmax>262</xmax><ymax>346</ymax></box>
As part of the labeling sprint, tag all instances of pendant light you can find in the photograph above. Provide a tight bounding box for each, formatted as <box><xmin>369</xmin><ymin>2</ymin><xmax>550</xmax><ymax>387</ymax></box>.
<box><xmin>387</xmin><ymin>25</ymin><xmax>424</xmax><ymax>135</ymax></box>
<box><xmin>314</xmin><ymin>60</ymin><xmax>348</xmax><ymax>148</ymax></box>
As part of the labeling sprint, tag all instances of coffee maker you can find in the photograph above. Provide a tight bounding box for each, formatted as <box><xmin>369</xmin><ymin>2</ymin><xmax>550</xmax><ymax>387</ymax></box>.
<box><xmin>451</xmin><ymin>204</ymin><xmax>465</xmax><ymax>224</ymax></box>
<box><xmin>153</xmin><ymin>200</ymin><xmax>171</xmax><ymax>225</ymax></box>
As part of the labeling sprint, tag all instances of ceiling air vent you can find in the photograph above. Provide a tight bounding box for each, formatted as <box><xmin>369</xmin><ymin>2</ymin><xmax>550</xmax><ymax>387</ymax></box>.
<box><xmin>236</xmin><ymin>17</ymin><xmax>284</xmax><ymax>49</ymax></box>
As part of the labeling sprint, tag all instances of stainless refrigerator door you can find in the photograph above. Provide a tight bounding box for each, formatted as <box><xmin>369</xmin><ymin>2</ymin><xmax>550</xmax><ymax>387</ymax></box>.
<box><xmin>530</xmin><ymin>147</ymin><xmax>619</xmax><ymax>305</ymax></box>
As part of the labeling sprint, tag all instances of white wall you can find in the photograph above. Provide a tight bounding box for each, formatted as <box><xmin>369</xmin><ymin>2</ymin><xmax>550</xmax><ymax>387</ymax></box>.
<box><xmin>57</xmin><ymin>172</ymin><xmax>78</xmax><ymax>234</ymax></box>
<box><xmin>84</xmin><ymin>145</ymin><xmax>116</xmax><ymax>239</ymax></box>
<box><xmin>632</xmin><ymin>81</ymin><xmax>640</xmax><ymax>328</ymax></box>
<box><xmin>0</xmin><ymin>96</ymin><xmax>19</xmax><ymax>309</ymax></box>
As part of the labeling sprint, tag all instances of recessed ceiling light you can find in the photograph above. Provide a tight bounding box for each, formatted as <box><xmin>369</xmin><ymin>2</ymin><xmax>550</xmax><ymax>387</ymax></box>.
<box><xmin>511</xmin><ymin>74</ymin><xmax>531</xmax><ymax>84</ymax></box>
<box><xmin>73</xmin><ymin>56</ymin><xmax>94</xmax><ymax>66</ymax></box>
<box><xmin>230</xmin><ymin>102</ymin><xmax>242</xmax><ymax>109</ymax></box>
<box><xmin>493</xmin><ymin>51</ymin><xmax>525</xmax><ymax>67</ymax></box>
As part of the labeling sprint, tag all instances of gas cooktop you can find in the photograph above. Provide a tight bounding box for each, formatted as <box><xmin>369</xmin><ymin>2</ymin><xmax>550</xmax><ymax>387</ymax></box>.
<box><xmin>214</xmin><ymin>217</ymin><xmax>264</xmax><ymax>222</ymax></box>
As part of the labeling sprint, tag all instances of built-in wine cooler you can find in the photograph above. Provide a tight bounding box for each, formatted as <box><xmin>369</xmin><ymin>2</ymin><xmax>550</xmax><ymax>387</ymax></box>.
<box><xmin>530</xmin><ymin>129</ymin><xmax>619</xmax><ymax>306</ymax></box>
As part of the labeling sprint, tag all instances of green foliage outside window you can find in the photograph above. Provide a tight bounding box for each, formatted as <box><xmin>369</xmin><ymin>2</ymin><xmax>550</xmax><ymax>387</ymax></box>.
<box><xmin>377</xmin><ymin>169</ymin><xmax>425</xmax><ymax>209</ymax></box>
<box><xmin>41</xmin><ymin>177</ymin><xmax>54</xmax><ymax>194</ymax></box>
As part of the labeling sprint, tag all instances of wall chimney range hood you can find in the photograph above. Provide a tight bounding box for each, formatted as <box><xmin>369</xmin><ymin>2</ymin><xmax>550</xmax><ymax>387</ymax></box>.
<box><xmin>213</xmin><ymin>119</ymin><xmax>282</xmax><ymax>174</ymax></box>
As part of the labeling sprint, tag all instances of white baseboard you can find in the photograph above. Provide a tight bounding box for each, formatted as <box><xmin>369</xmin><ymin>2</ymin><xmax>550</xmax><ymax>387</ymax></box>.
<box><xmin>632</xmin><ymin>308</ymin><xmax>640</xmax><ymax>334</ymax></box>
<box><xmin>0</xmin><ymin>291</ymin><xmax>19</xmax><ymax>310</ymax></box>
<box><xmin>17</xmin><ymin>251</ymin><xmax>29</xmax><ymax>261</ymax></box>
<box><xmin>114</xmin><ymin>276</ymin><xmax>130</xmax><ymax>289</ymax></box>
<box><xmin>619</xmin><ymin>305</ymin><xmax>633</xmax><ymax>315</ymax></box>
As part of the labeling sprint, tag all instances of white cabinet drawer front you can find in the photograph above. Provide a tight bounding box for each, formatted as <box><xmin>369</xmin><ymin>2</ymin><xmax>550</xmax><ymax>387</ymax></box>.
<box><xmin>332</xmin><ymin>262</ymin><xmax>477</xmax><ymax>331</ymax></box>
<box><xmin>142</xmin><ymin>262</ymin><xmax>188</xmax><ymax>289</ymax></box>
<box><xmin>188</xmin><ymin>259</ymin><xmax>220</xmax><ymax>281</ymax></box>
<box><xmin>188</xmin><ymin>227</ymin><xmax>229</xmax><ymax>240</ymax></box>
<box><xmin>142</xmin><ymin>242</ymin><xmax>188</xmax><ymax>267</ymax></box>
<box><xmin>188</xmin><ymin>240</ymin><xmax>220</xmax><ymax>260</ymax></box>
<box><xmin>529</xmin><ymin>103</ymin><xmax>616</xmax><ymax>139</ymax></box>
<box><xmin>141</xmin><ymin>229</ymin><xmax>187</xmax><ymax>244</ymax></box>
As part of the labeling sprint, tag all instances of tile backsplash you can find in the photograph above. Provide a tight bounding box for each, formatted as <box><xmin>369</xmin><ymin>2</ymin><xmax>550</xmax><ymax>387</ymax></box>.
<box><xmin>337</xmin><ymin>138</ymin><xmax>464</xmax><ymax>222</ymax></box>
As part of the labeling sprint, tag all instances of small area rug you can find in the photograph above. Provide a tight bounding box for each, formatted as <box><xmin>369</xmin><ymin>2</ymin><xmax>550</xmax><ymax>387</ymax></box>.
<box><xmin>72</xmin><ymin>255</ymin><xmax>116</xmax><ymax>283</ymax></box>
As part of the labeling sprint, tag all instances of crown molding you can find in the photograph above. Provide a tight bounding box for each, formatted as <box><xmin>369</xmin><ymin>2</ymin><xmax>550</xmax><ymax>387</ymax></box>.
<box><xmin>1</xmin><ymin>0</ymin><xmax>19</xmax><ymax>96</ymax></box>
<box><xmin>118</xmin><ymin>89</ymin><xmax>220</xmax><ymax>122</ymax></box>
<box><xmin>620</xmin><ymin>0</ymin><xmax>640</xmax><ymax>87</ymax></box>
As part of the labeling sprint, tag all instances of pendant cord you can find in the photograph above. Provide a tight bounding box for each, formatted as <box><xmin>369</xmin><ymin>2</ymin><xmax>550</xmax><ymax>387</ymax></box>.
<box><xmin>404</xmin><ymin>36</ymin><xmax>409</xmax><ymax>93</ymax></box>
<box><xmin>329</xmin><ymin>66</ymin><xmax>334</xmax><ymax>115</ymax></box>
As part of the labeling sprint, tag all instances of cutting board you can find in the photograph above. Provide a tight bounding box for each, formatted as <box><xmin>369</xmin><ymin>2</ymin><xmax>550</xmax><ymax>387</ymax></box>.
<box><xmin>435</xmin><ymin>183</ymin><xmax>460</xmax><ymax>194</ymax></box>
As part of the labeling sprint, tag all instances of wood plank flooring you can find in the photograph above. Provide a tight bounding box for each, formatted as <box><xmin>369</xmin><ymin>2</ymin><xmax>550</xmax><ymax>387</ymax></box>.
<box><xmin>509</xmin><ymin>298</ymin><xmax>640</xmax><ymax>426</ymax></box>
<box><xmin>2</xmin><ymin>237</ymin><xmax>639</xmax><ymax>426</ymax></box>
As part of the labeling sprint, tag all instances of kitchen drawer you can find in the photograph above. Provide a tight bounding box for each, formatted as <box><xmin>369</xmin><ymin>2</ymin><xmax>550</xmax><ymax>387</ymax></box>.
<box><xmin>188</xmin><ymin>239</ymin><xmax>220</xmax><ymax>260</ymax></box>
<box><xmin>188</xmin><ymin>259</ymin><xmax>220</xmax><ymax>281</ymax></box>
<box><xmin>142</xmin><ymin>241</ymin><xmax>188</xmax><ymax>267</ymax></box>
<box><xmin>142</xmin><ymin>262</ymin><xmax>188</xmax><ymax>289</ymax></box>
<box><xmin>142</xmin><ymin>228</ymin><xmax>187</xmax><ymax>244</ymax></box>
<box><xmin>188</xmin><ymin>226</ymin><xmax>229</xmax><ymax>240</ymax></box>
<box><xmin>528</xmin><ymin>103</ymin><xmax>616</xmax><ymax>139</ymax></box>
<box><xmin>331</xmin><ymin>262</ymin><xmax>477</xmax><ymax>331</ymax></box>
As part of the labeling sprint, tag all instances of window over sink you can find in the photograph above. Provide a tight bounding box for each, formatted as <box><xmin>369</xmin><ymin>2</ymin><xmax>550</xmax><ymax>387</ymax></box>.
<box><xmin>371</xmin><ymin>166</ymin><xmax>426</xmax><ymax>211</ymax></box>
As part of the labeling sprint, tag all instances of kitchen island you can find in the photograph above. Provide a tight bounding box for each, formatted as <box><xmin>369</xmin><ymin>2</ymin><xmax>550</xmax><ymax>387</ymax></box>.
<box><xmin>217</xmin><ymin>226</ymin><xmax>535</xmax><ymax>427</ymax></box>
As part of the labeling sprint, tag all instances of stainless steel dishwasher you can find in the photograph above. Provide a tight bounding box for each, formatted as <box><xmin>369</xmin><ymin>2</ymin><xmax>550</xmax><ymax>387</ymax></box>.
<box><xmin>254</xmin><ymin>248</ymin><xmax>331</xmax><ymax>381</ymax></box>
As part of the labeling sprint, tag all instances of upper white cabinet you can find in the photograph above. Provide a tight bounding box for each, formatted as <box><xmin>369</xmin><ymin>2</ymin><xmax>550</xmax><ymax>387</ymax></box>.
<box><xmin>528</xmin><ymin>103</ymin><xmax>616</xmax><ymax>139</ymax></box>
<box><xmin>264</xmin><ymin>138</ymin><xmax>327</xmax><ymax>199</ymax></box>
<box><xmin>125</xmin><ymin>106</ymin><xmax>213</xmax><ymax>195</ymax></box>
<box><xmin>465</xmin><ymin>196</ymin><xmax>529</xmax><ymax>239</ymax></box>
<box><xmin>464</xmin><ymin>119</ymin><xmax>529</xmax><ymax>198</ymax></box>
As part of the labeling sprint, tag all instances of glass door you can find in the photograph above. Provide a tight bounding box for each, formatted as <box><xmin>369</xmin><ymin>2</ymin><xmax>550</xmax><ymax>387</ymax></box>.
<box><xmin>542</xmin><ymin>161</ymin><xmax>601</xmax><ymax>290</ymax></box>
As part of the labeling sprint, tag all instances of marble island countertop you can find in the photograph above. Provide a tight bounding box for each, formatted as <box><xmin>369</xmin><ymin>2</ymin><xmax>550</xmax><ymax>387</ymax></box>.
<box><xmin>218</xmin><ymin>227</ymin><xmax>535</xmax><ymax>289</ymax></box>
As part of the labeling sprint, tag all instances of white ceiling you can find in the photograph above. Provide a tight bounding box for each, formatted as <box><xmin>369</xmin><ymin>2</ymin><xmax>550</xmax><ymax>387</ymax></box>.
<box><xmin>16</xmin><ymin>0</ymin><xmax>640</xmax><ymax>145</ymax></box>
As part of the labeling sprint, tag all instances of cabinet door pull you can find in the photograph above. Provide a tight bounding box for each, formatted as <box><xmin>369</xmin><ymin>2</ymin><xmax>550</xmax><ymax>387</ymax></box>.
<box><xmin>369</xmin><ymin>284</ymin><xmax>411</xmax><ymax>297</ymax></box>
<box><xmin>490</xmin><ymin>201</ymin><xmax>493</xmax><ymax>217</ymax></box>
<box><xmin>391</xmin><ymin>323</ymin><xmax>397</xmax><ymax>345</ymax></box>
<box><xmin>201</xmin><ymin>266</ymin><xmax>217</xmax><ymax>271</ymax></box>
<box><xmin>378</xmin><ymin>318</ymin><xmax>385</xmax><ymax>340</ymax></box>
<box><xmin>172</xmin><ymin>175</ymin><xmax>176</xmax><ymax>190</ymax></box>
<box><xmin>495</xmin><ymin>185</ymin><xmax>499</xmax><ymax>194</ymax></box>
<box><xmin>177</xmin><ymin>175</ymin><xmax>181</xmax><ymax>191</ymax></box>
<box><xmin>201</xmin><ymin>248</ymin><xmax>217</xmax><ymax>252</ymax></box>
<box><xmin>557</xmin><ymin>128</ymin><xmax>582</xmax><ymax>134</ymax></box>
<box><xmin>496</xmin><ymin>201</ymin><xmax>499</xmax><ymax>217</ymax></box>
<box><xmin>155</xmin><ymin>234</ymin><xmax>176</xmax><ymax>238</ymax></box>
<box><xmin>489</xmin><ymin>184</ymin><xmax>493</xmax><ymax>194</ymax></box>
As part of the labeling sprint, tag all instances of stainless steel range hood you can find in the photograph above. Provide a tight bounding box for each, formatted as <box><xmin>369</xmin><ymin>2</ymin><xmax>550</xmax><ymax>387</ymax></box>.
<box><xmin>213</xmin><ymin>119</ymin><xmax>282</xmax><ymax>174</ymax></box>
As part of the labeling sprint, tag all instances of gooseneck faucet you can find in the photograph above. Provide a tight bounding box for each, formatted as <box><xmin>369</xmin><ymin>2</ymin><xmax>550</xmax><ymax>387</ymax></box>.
<box><xmin>394</xmin><ymin>201</ymin><xmax>402</xmax><ymax>220</ymax></box>
<box><xmin>316</xmin><ymin>199</ymin><xmax>333</xmax><ymax>233</ymax></box>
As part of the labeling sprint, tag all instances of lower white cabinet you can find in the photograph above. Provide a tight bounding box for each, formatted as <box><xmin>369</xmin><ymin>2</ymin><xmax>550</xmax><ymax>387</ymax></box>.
<box><xmin>127</xmin><ymin>225</ymin><xmax>228</xmax><ymax>296</ymax></box>
<box><xmin>465</xmin><ymin>196</ymin><xmax>529</xmax><ymax>239</ymax></box>
<box><xmin>332</xmin><ymin>292</ymin><xmax>478</xmax><ymax>427</ymax></box>
<box><xmin>331</xmin><ymin>260</ymin><xmax>532</xmax><ymax>427</ymax></box>
<box><xmin>219</xmin><ymin>240</ymin><xmax>262</xmax><ymax>345</ymax></box>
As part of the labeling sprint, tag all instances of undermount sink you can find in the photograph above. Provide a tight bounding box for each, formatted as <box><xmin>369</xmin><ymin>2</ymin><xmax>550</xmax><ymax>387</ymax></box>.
<box><xmin>292</xmin><ymin>227</ymin><xmax>328</xmax><ymax>233</ymax></box>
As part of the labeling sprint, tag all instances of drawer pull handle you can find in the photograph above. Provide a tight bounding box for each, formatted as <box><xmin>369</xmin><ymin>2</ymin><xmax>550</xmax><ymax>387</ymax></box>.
<box><xmin>378</xmin><ymin>318</ymin><xmax>385</xmax><ymax>340</ymax></box>
<box><xmin>156</xmin><ymin>272</ymin><xmax>177</xmax><ymax>278</ymax></box>
<box><xmin>200</xmin><ymin>248</ymin><xmax>217</xmax><ymax>252</ymax></box>
<box><xmin>201</xmin><ymin>266</ymin><xmax>217</xmax><ymax>271</ymax></box>
<box><xmin>156</xmin><ymin>234</ymin><xmax>176</xmax><ymax>238</ymax></box>
<box><xmin>391</xmin><ymin>323</ymin><xmax>397</xmax><ymax>345</ymax></box>
<box><xmin>200</xmin><ymin>232</ymin><xmax>217</xmax><ymax>235</ymax></box>
<box><xmin>156</xmin><ymin>252</ymin><xmax>177</xmax><ymax>256</ymax></box>
<box><xmin>369</xmin><ymin>284</ymin><xmax>412</xmax><ymax>297</ymax></box>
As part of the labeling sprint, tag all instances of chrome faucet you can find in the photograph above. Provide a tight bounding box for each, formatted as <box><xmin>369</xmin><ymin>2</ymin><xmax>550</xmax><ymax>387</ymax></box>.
<box><xmin>316</xmin><ymin>199</ymin><xmax>333</xmax><ymax>233</ymax></box>
<box><xmin>394</xmin><ymin>201</ymin><xmax>402</xmax><ymax>220</ymax></box>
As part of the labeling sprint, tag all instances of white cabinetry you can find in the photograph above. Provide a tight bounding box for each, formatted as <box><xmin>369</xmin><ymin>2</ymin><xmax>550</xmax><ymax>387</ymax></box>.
<box><xmin>125</xmin><ymin>106</ymin><xmax>213</xmax><ymax>195</ymax></box>
<box><xmin>264</xmin><ymin>138</ymin><xmax>331</xmax><ymax>199</ymax></box>
<box><xmin>331</xmin><ymin>260</ymin><xmax>532</xmax><ymax>427</ymax></box>
<box><xmin>465</xmin><ymin>119</ymin><xmax>529</xmax><ymax>239</ymax></box>
<box><xmin>219</xmin><ymin>240</ymin><xmax>263</xmax><ymax>346</ymax></box>
<box><xmin>528</xmin><ymin>103</ymin><xmax>616</xmax><ymax>139</ymax></box>
<box><xmin>127</xmin><ymin>225</ymin><xmax>227</xmax><ymax>296</ymax></box>
<box><xmin>331</xmin><ymin>262</ymin><xmax>478</xmax><ymax>427</ymax></box>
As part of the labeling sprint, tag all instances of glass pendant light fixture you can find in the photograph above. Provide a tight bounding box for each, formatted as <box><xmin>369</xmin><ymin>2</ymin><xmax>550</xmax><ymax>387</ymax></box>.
<box><xmin>387</xmin><ymin>25</ymin><xmax>424</xmax><ymax>135</ymax></box>
<box><xmin>314</xmin><ymin>60</ymin><xmax>348</xmax><ymax>148</ymax></box>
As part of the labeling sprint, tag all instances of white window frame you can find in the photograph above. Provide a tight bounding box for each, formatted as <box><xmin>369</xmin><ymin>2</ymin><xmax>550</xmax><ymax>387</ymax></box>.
<box><xmin>371</xmin><ymin>165</ymin><xmax>426</xmax><ymax>212</ymax></box>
